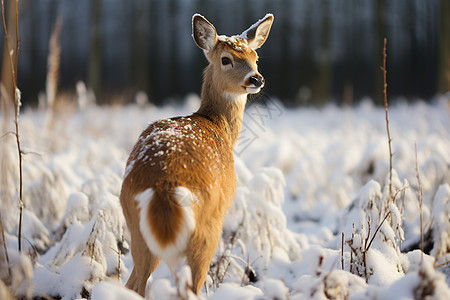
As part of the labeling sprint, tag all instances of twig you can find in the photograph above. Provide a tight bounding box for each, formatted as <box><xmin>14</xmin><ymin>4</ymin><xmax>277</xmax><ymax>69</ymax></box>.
<box><xmin>110</xmin><ymin>247</ymin><xmax>122</xmax><ymax>281</ymax></box>
<box><xmin>0</xmin><ymin>131</ymin><xmax>15</xmax><ymax>139</ymax></box>
<box><xmin>245</xmin><ymin>255</ymin><xmax>250</xmax><ymax>286</ymax></box>
<box><xmin>215</xmin><ymin>215</ymin><xmax>245</xmax><ymax>287</ymax></box>
<box><xmin>366</xmin><ymin>211</ymin><xmax>391</xmax><ymax>251</ymax></box>
<box><xmin>382</xmin><ymin>38</ymin><xmax>393</xmax><ymax>203</ymax></box>
<box><xmin>341</xmin><ymin>232</ymin><xmax>344</xmax><ymax>270</ymax></box>
<box><xmin>1</xmin><ymin>0</ymin><xmax>23</xmax><ymax>252</ymax></box>
<box><xmin>365</xmin><ymin>215</ymin><xmax>371</xmax><ymax>250</ymax></box>
<box><xmin>350</xmin><ymin>223</ymin><xmax>354</xmax><ymax>274</ymax></box>
<box><xmin>435</xmin><ymin>260</ymin><xmax>450</xmax><ymax>268</ymax></box>
<box><xmin>415</xmin><ymin>143</ymin><xmax>424</xmax><ymax>263</ymax></box>
<box><xmin>393</xmin><ymin>185</ymin><xmax>409</xmax><ymax>204</ymax></box>
<box><xmin>363</xmin><ymin>216</ymin><xmax>371</xmax><ymax>280</ymax></box>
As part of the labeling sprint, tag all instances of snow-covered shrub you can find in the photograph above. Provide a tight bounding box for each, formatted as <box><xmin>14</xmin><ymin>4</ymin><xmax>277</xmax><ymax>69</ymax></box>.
<box><xmin>291</xmin><ymin>269</ymin><xmax>367</xmax><ymax>300</ymax></box>
<box><xmin>340</xmin><ymin>173</ymin><xmax>407</xmax><ymax>284</ymax></box>
<box><xmin>31</xmin><ymin>192</ymin><xmax>127</xmax><ymax>298</ymax></box>
<box><xmin>2</xmin><ymin>98</ymin><xmax>449</xmax><ymax>299</ymax></box>
<box><xmin>350</xmin><ymin>255</ymin><xmax>450</xmax><ymax>300</ymax></box>
<box><xmin>211</xmin><ymin>159</ymin><xmax>302</xmax><ymax>289</ymax></box>
<box><xmin>91</xmin><ymin>281</ymin><xmax>143</xmax><ymax>300</ymax></box>
<box><xmin>0</xmin><ymin>248</ymin><xmax>34</xmax><ymax>299</ymax></box>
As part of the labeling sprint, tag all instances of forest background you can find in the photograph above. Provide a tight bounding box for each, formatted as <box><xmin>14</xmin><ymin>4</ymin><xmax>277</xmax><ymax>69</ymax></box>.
<box><xmin>1</xmin><ymin>0</ymin><xmax>449</xmax><ymax>107</ymax></box>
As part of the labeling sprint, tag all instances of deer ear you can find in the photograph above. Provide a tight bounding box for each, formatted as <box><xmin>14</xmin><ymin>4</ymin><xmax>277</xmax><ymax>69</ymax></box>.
<box><xmin>192</xmin><ymin>14</ymin><xmax>218</xmax><ymax>52</ymax></box>
<box><xmin>241</xmin><ymin>14</ymin><xmax>274</xmax><ymax>50</ymax></box>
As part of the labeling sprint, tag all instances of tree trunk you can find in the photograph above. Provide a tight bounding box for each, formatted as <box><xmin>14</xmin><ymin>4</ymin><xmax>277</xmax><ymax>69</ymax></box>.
<box><xmin>438</xmin><ymin>0</ymin><xmax>450</xmax><ymax>94</ymax></box>
<box><xmin>88</xmin><ymin>0</ymin><xmax>101</xmax><ymax>101</ymax></box>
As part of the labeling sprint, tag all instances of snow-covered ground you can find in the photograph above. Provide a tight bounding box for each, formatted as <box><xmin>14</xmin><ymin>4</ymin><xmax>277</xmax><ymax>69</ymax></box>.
<box><xmin>0</xmin><ymin>93</ymin><xmax>449</xmax><ymax>299</ymax></box>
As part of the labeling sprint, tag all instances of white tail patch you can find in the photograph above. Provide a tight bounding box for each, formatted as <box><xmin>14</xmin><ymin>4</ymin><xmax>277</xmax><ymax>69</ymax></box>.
<box><xmin>173</xmin><ymin>186</ymin><xmax>198</xmax><ymax>207</ymax></box>
<box><xmin>136</xmin><ymin>187</ymin><xmax>196</xmax><ymax>273</ymax></box>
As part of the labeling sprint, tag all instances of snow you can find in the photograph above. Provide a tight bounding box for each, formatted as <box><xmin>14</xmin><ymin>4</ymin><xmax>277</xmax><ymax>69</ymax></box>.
<box><xmin>238</xmin><ymin>14</ymin><xmax>274</xmax><ymax>40</ymax></box>
<box><xmin>91</xmin><ymin>281</ymin><xmax>142</xmax><ymax>300</ymax></box>
<box><xmin>0</xmin><ymin>94</ymin><xmax>449</xmax><ymax>299</ymax></box>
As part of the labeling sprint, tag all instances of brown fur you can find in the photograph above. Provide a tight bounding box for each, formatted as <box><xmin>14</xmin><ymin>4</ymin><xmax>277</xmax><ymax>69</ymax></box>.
<box><xmin>120</xmin><ymin>14</ymin><xmax>273</xmax><ymax>296</ymax></box>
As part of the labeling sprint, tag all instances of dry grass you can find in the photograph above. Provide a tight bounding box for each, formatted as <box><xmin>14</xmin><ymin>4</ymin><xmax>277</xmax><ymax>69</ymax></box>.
<box><xmin>1</xmin><ymin>0</ymin><xmax>23</xmax><ymax>253</ymax></box>
<box><xmin>382</xmin><ymin>38</ymin><xmax>393</xmax><ymax>205</ymax></box>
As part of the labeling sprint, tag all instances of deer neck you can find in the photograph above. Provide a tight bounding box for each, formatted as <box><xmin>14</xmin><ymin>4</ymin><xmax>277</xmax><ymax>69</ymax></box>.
<box><xmin>196</xmin><ymin>65</ymin><xmax>247</xmax><ymax>148</ymax></box>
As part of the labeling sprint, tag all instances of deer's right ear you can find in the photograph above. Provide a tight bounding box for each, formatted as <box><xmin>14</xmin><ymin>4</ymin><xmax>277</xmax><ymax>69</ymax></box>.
<box><xmin>192</xmin><ymin>14</ymin><xmax>218</xmax><ymax>52</ymax></box>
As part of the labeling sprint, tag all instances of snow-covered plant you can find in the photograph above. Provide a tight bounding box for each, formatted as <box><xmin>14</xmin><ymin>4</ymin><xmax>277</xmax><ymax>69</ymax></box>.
<box><xmin>211</xmin><ymin>159</ymin><xmax>302</xmax><ymax>290</ymax></box>
<box><xmin>291</xmin><ymin>268</ymin><xmax>367</xmax><ymax>300</ymax></box>
<box><xmin>31</xmin><ymin>192</ymin><xmax>127</xmax><ymax>298</ymax></box>
<box><xmin>0</xmin><ymin>248</ymin><xmax>34</xmax><ymax>299</ymax></box>
<box><xmin>341</xmin><ymin>174</ymin><xmax>407</xmax><ymax>283</ymax></box>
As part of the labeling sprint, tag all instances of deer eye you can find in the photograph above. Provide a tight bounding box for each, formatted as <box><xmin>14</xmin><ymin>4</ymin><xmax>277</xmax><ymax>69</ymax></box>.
<box><xmin>221</xmin><ymin>57</ymin><xmax>232</xmax><ymax>66</ymax></box>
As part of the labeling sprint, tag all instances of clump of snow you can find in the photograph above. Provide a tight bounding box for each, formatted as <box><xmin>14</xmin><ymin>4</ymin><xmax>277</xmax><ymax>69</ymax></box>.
<box><xmin>217</xmin><ymin>35</ymin><xmax>248</xmax><ymax>52</ymax></box>
<box><xmin>91</xmin><ymin>281</ymin><xmax>143</xmax><ymax>300</ymax></box>
<box><xmin>0</xmin><ymin>94</ymin><xmax>449</xmax><ymax>299</ymax></box>
<box><xmin>261</xmin><ymin>278</ymin><xmax>289</xmax><ymax>300</ymax></box>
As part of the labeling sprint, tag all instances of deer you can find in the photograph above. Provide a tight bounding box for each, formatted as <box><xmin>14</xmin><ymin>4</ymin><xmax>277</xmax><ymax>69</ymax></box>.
<box><xmin>120</xmin><ymin>13</ymin><xmax>274</xmax><ymax>296</ymax></box>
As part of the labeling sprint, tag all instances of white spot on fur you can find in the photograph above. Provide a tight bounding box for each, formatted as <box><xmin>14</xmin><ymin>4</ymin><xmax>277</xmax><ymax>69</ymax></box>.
<box><xmin>246</xmin><ymin>86</ymin><xmax>261</xmax><ymax>94</ymax></box>
<box><xmin>136</xmin><ymin>187</ymin><xmax>196</xmax><ymax>273</ymax></box>
<box><xmin>224</xmin><ymin>92</ymin><xmax>247</xmax><ymax>102</ymax></box>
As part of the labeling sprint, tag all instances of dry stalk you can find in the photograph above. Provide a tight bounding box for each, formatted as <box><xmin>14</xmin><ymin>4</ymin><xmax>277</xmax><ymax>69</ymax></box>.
<box><xmin>117</xmin><ymin>248</ymin><xmax>121</xmax><ymax>281</ymax></box>
<box><xmin>109</xmin><ymin>247</ymin><xmax>121</xmax><ymax>281</ymax></box>
<box><xmin>414</xmin><ymin>143</ymin><xmax>424</xmax><ymax>263</ymax></box>
<box><xmin>1</xmin><ymin>0</ymin><xmax>23</xmax><ymax>252</ymax></box>
<box><xmin>366</xmin><ymin>211</ymin><xmax>391</xmax><ymax>251</ymax></box>
<box><xmin>435</xmin><ymin>260</ymin><xmax>450</xmax><ymax>268</ymax></box>
<box><xmin>341</xmin><ymin>232</ymin><xmax>344</xmax><ymax>270</ymax></box>
<box><xmin>245</xmin><ymin>255</ymin><xmax>250</xmax><ymax>286</ymax></box>
<box><xmin>350</xmin><ymin>223</ymin><xmax>354</xmax><ymax>274</ymax></box>
<box><xmin>214</xmin><ymin>215</ymin><xmax>244</xmax><ymax>287</ymax></box>
<box><xmin>362</xmin><ymin>216</ymin><xmax>372</xmax><ymax>280</ymax></box>
<box><xmin>382</xmin><ymin>38</ymin><xmax>393</xmax><ymax>204</ymax></box>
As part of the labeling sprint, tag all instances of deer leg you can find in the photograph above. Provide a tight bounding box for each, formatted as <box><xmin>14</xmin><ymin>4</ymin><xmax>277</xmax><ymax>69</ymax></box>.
<box><xmin>126</xmin><ymin>230</ymin><xmax>160</xmax><ymax>296</ymax></box>
<box><xmin>186</xmin><ymin>227</ymin><xmax>222</xmax><ymax>295</ymax></box>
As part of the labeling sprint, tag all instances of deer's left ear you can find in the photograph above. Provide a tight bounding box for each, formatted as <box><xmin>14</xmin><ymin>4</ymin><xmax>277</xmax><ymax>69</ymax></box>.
<box><xmin>241</xmin><ymin>14</ymin><xmax>274</xmax><ymax>50</ymax></box>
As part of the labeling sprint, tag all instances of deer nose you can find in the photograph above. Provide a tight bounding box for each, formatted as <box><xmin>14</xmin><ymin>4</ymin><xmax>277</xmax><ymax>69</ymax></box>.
<box><xmin>249</xmin><ymin>75</ymin><xmax>264</xmax><ymax>87</ymax></box>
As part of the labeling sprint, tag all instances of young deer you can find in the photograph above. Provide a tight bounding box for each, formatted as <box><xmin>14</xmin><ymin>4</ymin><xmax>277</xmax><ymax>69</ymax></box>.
<box><xmin>120</xmin><ymin>13</ymin><xmax>274</xmax><ymax>296</ymax></box>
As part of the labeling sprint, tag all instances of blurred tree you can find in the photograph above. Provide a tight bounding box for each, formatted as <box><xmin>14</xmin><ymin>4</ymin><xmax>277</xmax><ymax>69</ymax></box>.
<box><xmin>1</xmin><ymin>0</ymin><xmax>18</xmax><ymax>111</ymax></box>
<box><xmin>439</xmin><ymin>0</ymin><xmax>450</xmax><ymax>93</ymax></box>
<box><xmin>313</xmin><ymin>0</ymin><xmax>331</xmax><ymax>106</ymax></box>
<box><xmin>374</xmin><ymin>0</ymin><xmax>386</xmax><ymax>106</ymax></box>
<box><xmin>3</xmin><ymin>0</ymin><xmax>445</xmax><ymax>105</ymax></box>
<box><xmin>88</xmin><ymin>0</ymin><xmax>101</xmax><ymax>100</ymax></box>
<box><xmin>130</xmin><ymin>0</ymin><xmax>150</xmax><ymax>97</ymax></box>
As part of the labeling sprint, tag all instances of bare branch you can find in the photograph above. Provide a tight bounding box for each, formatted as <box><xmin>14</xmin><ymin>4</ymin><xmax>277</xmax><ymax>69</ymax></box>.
<box><xmin>366</xmin><ymin>211</ymin><xmax>391</xmax><ymax>251</ymax></box>
<box><xmin>1</xmin><ymin>0</ymin><xmax>23</xmax><ymax>252</ymax></box>
<box><xmin>415</xmin><ymin>143</ymin><xmax>424</xmax><ymax>263</ymax></box>
<box><xmin>382</xmin><ymin>38</ymin><xmax>393</xmax><ymax>203</ymax></box>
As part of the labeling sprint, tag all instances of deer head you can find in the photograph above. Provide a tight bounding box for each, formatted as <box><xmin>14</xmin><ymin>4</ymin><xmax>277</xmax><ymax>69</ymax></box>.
<box><xmin>192</xmin><ymin>14</ymin><xmax>274</xmax><ymax>96</ymax></box>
